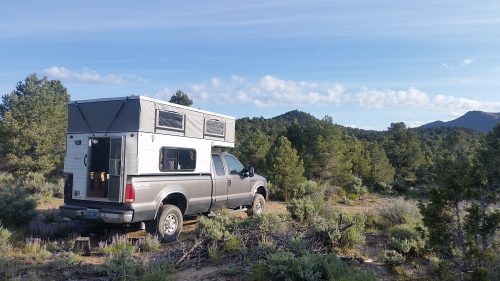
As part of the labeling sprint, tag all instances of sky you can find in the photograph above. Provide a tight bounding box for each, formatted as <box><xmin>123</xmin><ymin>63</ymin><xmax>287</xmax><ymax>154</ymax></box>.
<box><xmin>1</xmin><ymin>0</ymin><xmax>500</xmax><ymax>130</ymax></box>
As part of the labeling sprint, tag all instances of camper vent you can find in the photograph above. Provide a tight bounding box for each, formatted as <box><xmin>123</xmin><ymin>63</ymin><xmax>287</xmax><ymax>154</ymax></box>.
<box><xmin>205</xmin><ymin>119</ymin><xmax>225</xmax><ymax>137</ymax></box>
<box><xmin>156</xmin><ymin>110</ymin><xmax>184</xmax><ymax>131</ymax></box>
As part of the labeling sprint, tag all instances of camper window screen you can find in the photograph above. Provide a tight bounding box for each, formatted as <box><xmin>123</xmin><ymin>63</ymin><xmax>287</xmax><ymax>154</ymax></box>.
<box><xmin>157</xmin><ymin>110</ymin><xmax>184</xmax><ymax>130</ymax></box>
<box><xmin>205</xmin><ymin>119</ymin><xmax>225</xmax><ymax>137</ymax></box>
<box><xmin>159</xmin><ymin>148</ymin><xmax>196</xmax><ymax>172</ymax></box>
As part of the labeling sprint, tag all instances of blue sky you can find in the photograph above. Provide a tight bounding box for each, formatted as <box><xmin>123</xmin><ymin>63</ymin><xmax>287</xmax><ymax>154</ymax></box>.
<box><xmin>1</xmin><ymin>0</ymin><xmax>500</xmax><ymax>130</ymax></box>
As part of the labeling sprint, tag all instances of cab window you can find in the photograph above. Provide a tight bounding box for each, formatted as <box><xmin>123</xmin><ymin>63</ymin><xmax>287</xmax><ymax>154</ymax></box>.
<box><xmin>212</xmin><ymin>154</ymin><xmax>226</xmax><ymax>176</ymax></box>
<box><xmin>223</xmin><ymin>154</ymin><xmax>244</xmax><ymax>175</ymax></box>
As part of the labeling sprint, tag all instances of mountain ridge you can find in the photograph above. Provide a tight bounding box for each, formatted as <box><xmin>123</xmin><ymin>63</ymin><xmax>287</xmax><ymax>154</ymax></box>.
<box><xmin>419</xmin><ymin>110</ymin><xmax>500</xmax><ymax>132</ymax></box>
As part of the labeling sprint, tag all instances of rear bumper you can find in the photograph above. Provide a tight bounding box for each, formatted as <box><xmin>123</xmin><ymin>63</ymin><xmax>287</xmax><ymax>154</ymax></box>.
<box><xmin>60</xmin><ymin>204</ymin><xmax>134</xmax><ymax>224</ymax></box>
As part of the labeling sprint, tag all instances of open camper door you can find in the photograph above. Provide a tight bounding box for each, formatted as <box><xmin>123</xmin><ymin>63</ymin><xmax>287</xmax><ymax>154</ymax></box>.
<box><xmin>108</xmin><ymin>136</ymin><xmax>125</xmax><ymax>202</ymax></box>
<box><xmin>86</xmin><ymin>136</ymin><xmax>125</xmax><ymax>202</ymax></box>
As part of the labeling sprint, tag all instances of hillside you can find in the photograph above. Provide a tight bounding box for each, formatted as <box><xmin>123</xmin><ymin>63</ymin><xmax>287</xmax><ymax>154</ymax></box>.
<box><xmin>419</xmin><ymin>110</ymin><xmax>500</xmax><ymax>132</ymax></box>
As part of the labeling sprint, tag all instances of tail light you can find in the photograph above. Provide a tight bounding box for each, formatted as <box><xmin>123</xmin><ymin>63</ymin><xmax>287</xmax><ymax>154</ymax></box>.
<box><xmin>125</xmin><ymin>183</ymin><xmax>135</xmax><ymax>203</ymax></box>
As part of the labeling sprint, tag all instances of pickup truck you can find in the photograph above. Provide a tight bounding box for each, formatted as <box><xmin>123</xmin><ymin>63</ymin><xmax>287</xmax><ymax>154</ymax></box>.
<box><xmin>59</xmin><ymin>96</ymin><xmax>267</xmax><ymax>241</ymax></box>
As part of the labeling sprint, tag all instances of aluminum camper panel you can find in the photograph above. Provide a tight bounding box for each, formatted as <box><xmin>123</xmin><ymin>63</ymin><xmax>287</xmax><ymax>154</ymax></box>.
<box><xmin>136</xmin><ymin>132</ymin><xmax>212</xmax><ymax>175</ymax></box>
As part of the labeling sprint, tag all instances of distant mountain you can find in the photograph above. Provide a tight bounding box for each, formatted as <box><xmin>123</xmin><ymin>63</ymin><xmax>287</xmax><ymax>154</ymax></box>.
<box><xmin>272</xmin><ymin>110</ymin><xmax>318</xmax><ymax>126</ymax></box>
<box><xmin>419</xmin><ymin>111</ymin><xmax>500</xmax><ymax>132</ymax></box>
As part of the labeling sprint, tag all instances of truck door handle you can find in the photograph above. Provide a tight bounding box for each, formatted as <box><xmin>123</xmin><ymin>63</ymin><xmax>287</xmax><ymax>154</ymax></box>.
<box><xmin>84</xmin><ymin>154</ymin><xmax>87</xmax><ymax>167</ymax></box>
<box><xmin>228</xmin><ymin>179</ymin><xmax>231</xmax><ymax>186</ymax></box>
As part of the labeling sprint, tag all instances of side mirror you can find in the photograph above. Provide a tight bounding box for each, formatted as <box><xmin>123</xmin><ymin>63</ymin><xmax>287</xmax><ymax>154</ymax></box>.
<box><xmin>248</xmin><ymin>166</ymin><xmax>255</xmax><ymax>177</ymax></box>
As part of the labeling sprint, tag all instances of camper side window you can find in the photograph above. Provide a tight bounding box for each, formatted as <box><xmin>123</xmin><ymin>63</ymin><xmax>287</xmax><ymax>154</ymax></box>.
<box><xmin>159</xmin><ymin>148</ymin><xmax>196</xmax><ymax>172</ymax></box>
<box><xmin>157</xmin><ymin>110</ymin><xmax>185</xmax><ymax>131</ymax></box>
<box><xmin>205</xmin><ymin>119</ymin><xmax>225</xmax><ymax>137</ymax></box>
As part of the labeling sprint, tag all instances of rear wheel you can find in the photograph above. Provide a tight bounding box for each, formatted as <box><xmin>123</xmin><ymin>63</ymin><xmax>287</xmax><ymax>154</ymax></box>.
<box><xmin>247</xmin><ymin>194</ymin><xmax>265</xmax><ymax>217</ymax></box>
<box><xmin>156</xmin><ymin>205</ymin><xmax>183</xmax><ymax>242</ymax></box>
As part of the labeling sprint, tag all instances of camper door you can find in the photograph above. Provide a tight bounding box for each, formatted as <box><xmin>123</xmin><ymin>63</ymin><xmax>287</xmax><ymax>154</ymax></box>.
<box><xmin>87</xmin><ymin>136</ymin><xmax>125</xmax><ymax>202</ymax></box>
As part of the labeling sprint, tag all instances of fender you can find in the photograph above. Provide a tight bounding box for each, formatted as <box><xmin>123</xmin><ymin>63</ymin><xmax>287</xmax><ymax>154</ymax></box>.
<box><xmin>251</xmin><ymin>180</ymin><xmax>268</xmax><ymax>200</ymax></box>
<box><xmin>153</xmin><ymin>185</ymin><xmax>188</xmax><ymax>219</ymax></box>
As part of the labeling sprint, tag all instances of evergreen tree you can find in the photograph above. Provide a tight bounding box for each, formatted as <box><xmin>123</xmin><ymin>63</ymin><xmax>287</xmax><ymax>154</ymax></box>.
<box><xmin>384</xmin><ymin>122</ymin><xmax>425</xmax><ymax>190</ymax></box>
<box><xmin>267</xmin><ymin>136</ymin><xmax>306</xmax><ymax>201</ymax></box>
<box><xmin>347</xmin><ymin>137</ymin><xmax>372</xmax><ymax>182</ymax></box>
<box><xmin>169</xmin><ymin>90</ymin><xmax>193</xmax><ymax>106</ymax></box>
<box><xmin>235</xmin><ymin>130</ymin><xmax>271</xmax><ymax>176</ymax></box>
<box><xmin>0</xmin><ymin>74</ymin><xmax>69</xmax><ymax>177</ymax></box>
<box><xmin>366</xmin><ymin>142</ymin><xmax>395</xmax><ymax>190</ymax></box>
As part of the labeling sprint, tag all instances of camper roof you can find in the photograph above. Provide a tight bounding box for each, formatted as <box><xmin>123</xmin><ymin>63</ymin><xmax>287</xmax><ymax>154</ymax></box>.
<box><xmin>69</xmin><ymin>95</ymin><xmax>235</xmax><ymax>120</ymax></box>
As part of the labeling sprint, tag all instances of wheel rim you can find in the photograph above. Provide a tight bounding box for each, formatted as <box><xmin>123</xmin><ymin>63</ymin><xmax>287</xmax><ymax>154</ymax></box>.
<box><xmin>163</xmin><ymin>213</ymin><xmax>178</xmax><ymax>235</ymax></box>
<box><xmin>254</xmin><ymin>199</ymin><xmax>263</xmax><ymax>215</ymax></box>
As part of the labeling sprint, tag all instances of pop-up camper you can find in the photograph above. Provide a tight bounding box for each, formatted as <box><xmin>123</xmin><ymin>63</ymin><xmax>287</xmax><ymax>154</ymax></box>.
<box><xmin>61</xmin><ymin>96</ymin><xmax>267</xmax><ymax>241</ymax></box>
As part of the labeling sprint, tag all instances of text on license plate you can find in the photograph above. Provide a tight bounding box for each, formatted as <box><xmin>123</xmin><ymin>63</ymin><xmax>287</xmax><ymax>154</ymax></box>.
<box><xmin>86</xmin><ymin>209</ymin><xmax>98</xmax><ymax>218</ymax></box>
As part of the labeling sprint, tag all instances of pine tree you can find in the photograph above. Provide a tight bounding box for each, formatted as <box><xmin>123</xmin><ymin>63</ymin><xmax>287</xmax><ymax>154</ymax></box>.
<box><xmin>366</xmin><ymin>142</ymin><xmax>395</xmax><ymax>190</ymax></box>
<box><xmin>267</xmin><ymin>136</ymin><xmax>306</xmax><ymax>201</ymax></box>
<box><xmin>169</xmin><ymin>90</ymin><xmax>193</xmax><ymax>106</ymax></box>
<box><xmin>0</xmin><ymin>74</ymin><xmax>69</xmax><ymax>178</ymax></box>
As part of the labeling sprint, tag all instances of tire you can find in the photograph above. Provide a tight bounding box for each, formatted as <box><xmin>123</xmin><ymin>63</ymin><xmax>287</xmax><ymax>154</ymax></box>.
<box><xmin>156</xmin><ymin>204</ymin><xmax>183</xmax><ymax>242</ymax></box>
<box><xmin>247</xmin><ymin>194</ymin><xmax>266</xmax><ymax>217</ymax></box>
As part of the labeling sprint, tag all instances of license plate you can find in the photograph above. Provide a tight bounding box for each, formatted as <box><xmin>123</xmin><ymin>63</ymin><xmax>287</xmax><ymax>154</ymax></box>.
<box><xmin>86</xmin><ymin>209</ymin><xmax>99</xmax><ymax>218</ymax></box>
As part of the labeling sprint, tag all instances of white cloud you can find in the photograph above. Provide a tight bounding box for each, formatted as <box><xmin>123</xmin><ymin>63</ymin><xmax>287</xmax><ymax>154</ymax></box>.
<box><xmin>156</xmin><ymin>74</ymin><xmax>500</xmax><ymax>115</ymax></box>
<box><xmin>211</xmin><ymin>77</ymin><xmax>220</xmax><ymax>87</ymax></box>
<box><xmin>354</xmin><ymin>87</ymin><xmax>430</xmax><ymax>109</ymax></box>
<box><xmin>441</xmin><ymin>58</ymin><xmax>475</xmax><ymax>70</ymax></box>
<box><xmin>463</xmin><ymin>58</ymin><xmax>474</xmax><ymax>65</ymax></box>
<box><xmin>43</xmin><ymin>66</ymin><xmax>127</xmax><ymax>85</ymax></box>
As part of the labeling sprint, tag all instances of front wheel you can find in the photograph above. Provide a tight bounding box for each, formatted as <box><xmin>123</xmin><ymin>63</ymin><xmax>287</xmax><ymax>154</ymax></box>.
<box><xmin>247</xmin><ymin>194</ymin><xmax>266</xmax><ymax>217</ymax></box>
<box><xmin>156</xmin><ymin>204</ymin><xmax>183</xmax><ymax>242</ymax></box>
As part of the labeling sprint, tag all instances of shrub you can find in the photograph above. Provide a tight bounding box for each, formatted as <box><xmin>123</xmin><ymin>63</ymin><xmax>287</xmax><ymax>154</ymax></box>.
<box><xmin>267</xmin><ymin>251</ymin><xmax>375</xmax><ymax>281</ymax></box>
<box><xmin>104</xmin><ymin>246</ymin><xmax>140</xmax><ymax>281</ymax></box>
<box><xmin>288</xmin><ymin>197</ymin><xmax>315</xmax><ymax>221</ymax></box>
<box><xmin>22</xmin><ymin>238</ymin><xmax>52</xmax><ymax>261</ymax></box>
<box><xmin>311</xmin><ymin>216</ymin><xmax>341</xmax><ymax>245</ymax></box>
<box><xmin>224</xmin><ymin>235</ymin><xmax>245</xmax><ymax>253</ymax></box>
<box><xmin>20</xmin><ymin>172</ymin><xmax>64</xmax><ymax>198</ymax></box>
<box><xmin>208</xmin><ymin>242</ymin><xmax>222</xmax><ymax>262</ymax></box>
<box><xmin>338</xmin><ymin>213</ymin><xmax>366</xmax><ymax>249</ymax></box>
<box><xmin>371</xmin><ymin>181</ymin><xmax>392</xmax><ymax>194</ymax></box>
<box><xmin>323</xmin><ymin>254</ymin><xmax>376</xmax><ymax>281</ymax></box>
<box><xmin>365</xmin><ymin>211</ymin><xmax>386</xmax><ymax>232</ymax></box>
<box><xmin>379</xmin><ymin>199</ymin><xmax>422</xmax><ymax>227</ymax></box>
<box><xmin>0</xmin><ymin>224</ymin><xmax>12</xmax><ymax>253</ymax></box>
<box><xmin>299</xmin><ymin>180</ymin><xmax>324</xmax><ymax>197</ymax></box>
<box><xmin>345</xmin><ymin>175</ymin><xmax>368</xmax><ymax>197</ymax></box>
<box><xmin>379</xmin><ymin>250</ymin><xmax>405</xmax><ymax>266</ymax></box>
<box><xmin>42</xmin><ymin>209</ymin><xmax>61</xmax><ymax>224</ymax></box>
<box><xmin>0</xmin><ymin>173</ymin><xmax>15</xmax><ymax>187</ymax></box>
<box><xmin>0</xmin><ymin>188</ymin><xmax>36</xmax><ymax>227</ymax></box>
<box><xmin>197</xmin><ymin>211</ymin><xmax>232</xmax><ymax>241</ymax></box>
<box><xmin>287</xmin><ymin>237</ymin><xmax>306</xmax><ymax>255</ymax></box>
<box><xmin>138</xmin><ymin>234</ymin><xmax>161</xmax><ymax>252</ymax></box>
<box><xmin>387</xmin><ymin>238</ymin><xmax>413</xmax><ymax>255</ymax></box>
<box><xmin>28</xmin><ymin>219</ymin><xmax>81</xmax><ymax>239</ymax></box>
<box><xmin>311</xmin><ymin>212</ymin><xmax>366</xmax><ymax>249</ymax></box>
<box><xmin>267</xmin><ymin>251</ymin><xmax>324</xmax><ymax>281</ymax></box>
<box><xmin>258</xmin><ymin>213</ymin><xmax>290</xmax><ymax>233</ymax></box>
<box><xmin>388</xmin><ymin>224</ymin><xmax>427</xmax><ymax>256</ymax></box>
<box><xmin>140</xmin><ymin>260</ymin><xmax>175</xmax><ymax>281</ymax></box>
<box><xmin>102</xmin><ymin>235</ymin><xmax>136</xmax><ymax>256</ymax></box>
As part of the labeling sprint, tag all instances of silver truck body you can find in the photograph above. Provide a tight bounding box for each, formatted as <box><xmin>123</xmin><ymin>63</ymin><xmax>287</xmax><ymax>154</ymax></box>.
<box><xmin>60</xmin><ymin>96</ymin><xmax>267</xmax><ymax>226</ymax></box>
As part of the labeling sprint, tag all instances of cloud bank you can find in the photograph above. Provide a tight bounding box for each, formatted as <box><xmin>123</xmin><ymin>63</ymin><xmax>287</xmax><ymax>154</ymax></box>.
<box><xmin>44</xmin><ymin>66</ymin><xmax>127</xmax><ymax>85</ymax></box>
<box><xmin>156</xmin><ymin>75</ymin><xmax>500</xmax><ymax>115</ymax></box>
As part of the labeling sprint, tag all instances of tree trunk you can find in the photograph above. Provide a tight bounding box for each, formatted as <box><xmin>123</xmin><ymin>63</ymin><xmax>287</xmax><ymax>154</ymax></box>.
<box><xmin>454</xmin><ymin>200</ymin><xmax>466</xmax><ymax>255</ymax></box>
